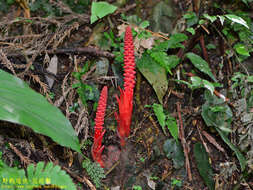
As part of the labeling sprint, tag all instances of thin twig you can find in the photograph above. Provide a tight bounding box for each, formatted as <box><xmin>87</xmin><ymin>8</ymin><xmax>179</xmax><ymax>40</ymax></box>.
<box><xmin>176</xmin><ymin>102</ymin><xmax>192</xmax><ymax>181</ymax></box>
<box><xmin>199</xmin><ymin>34</ymin><xmax>209</xmax><ymax>63</ymax></box>
<box><xmin>62</xmin><ymin>166</ymin><xmax>96</xmax><ymax>190</ymax></box>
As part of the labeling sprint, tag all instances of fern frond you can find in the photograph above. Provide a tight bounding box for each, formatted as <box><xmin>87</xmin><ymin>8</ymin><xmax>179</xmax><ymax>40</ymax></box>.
<box><xmin>148</xmin><ymin>45</ymin><xmax>180</xmax><ymax>75</ymax></box>
<box><xmin>0</xmin><ymin>162</ymin><xmax>76</xmax><ymax>190</ymax></box>
<box><xmin>27</xmin><ymin>162</ymin><xmax>76</xmax><ymax>190</ymax></box>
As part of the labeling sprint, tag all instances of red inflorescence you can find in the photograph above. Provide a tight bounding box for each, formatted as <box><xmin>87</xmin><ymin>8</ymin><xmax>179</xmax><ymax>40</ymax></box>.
<box><xmin>92</xmin><ymin>86</ymin><xmax>108</xmax><ymax>167</ymax></box>
<box><xmin>123</xmin><ymin>26</ymin><xmax>136</xmax><ymax>95</ymax></box>
<box><xmin>115</xmin><ymin>26</ymin><xmax>136</xmax><ymax>147</ymax></box>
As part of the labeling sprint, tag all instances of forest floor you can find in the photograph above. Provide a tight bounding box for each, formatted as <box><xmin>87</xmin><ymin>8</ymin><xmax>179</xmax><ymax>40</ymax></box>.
<box><xmin>0</xmin><ymin>0</ymin><xmax>253</xmax><ymax>190</ymax></box>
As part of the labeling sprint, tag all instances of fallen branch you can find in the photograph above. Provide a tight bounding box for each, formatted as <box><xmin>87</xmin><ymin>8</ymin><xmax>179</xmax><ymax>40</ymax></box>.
<box><xmin>7</xmin><ymin>47</ymin><xmax>115</xmax><ymax>59</ymax></box>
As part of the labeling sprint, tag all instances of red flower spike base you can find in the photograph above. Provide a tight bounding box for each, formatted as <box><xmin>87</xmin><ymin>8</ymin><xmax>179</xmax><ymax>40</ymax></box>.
<box><xmin>92</xmin><ymin>86</ymin><xmax>108</xmax><ymax>168</ymax></box>
<box><xmin>115</xmin><ymin>26</ymin><xmax>136</xmax><ymax>147</ymax></box>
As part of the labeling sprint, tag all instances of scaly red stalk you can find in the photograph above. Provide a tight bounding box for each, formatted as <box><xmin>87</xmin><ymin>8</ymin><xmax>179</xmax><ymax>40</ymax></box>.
<box><xmin>92</xmin><ymin>86</ymin><xmax>108</xmax><ymax>167</ymax></box>
<box><xmin>115</xmin><ymin>26</ymin><xmax>136</xmax><ymax>147</ymax></box>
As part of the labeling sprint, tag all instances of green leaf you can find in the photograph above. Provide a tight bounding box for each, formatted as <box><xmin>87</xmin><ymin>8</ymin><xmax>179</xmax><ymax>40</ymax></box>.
<box><xmin>137</xmin><ymin>53</ymin><xmax>168</xmax><ymax>104</ymax></box>
<box><xmin>163</xmin><ymin>139</ymin><xmax>184</xmax><ymax>169</ymax></box>
<box><xmin>183</xmin><ymin>12</ymin><xmax>198</xmax><ymax>27</ymax></box>
<box><xmin>186</xmin><ymin>27</ymin><xmax>195</xmax><ymax>35</ymax></box>
<box><xmin>242</xmin><ymin>0</ymin><xmax>249</xmax><ymax>5</ymax></box>
<box><xmin>194</xmin><ymin>143</ymin><xmax>215</xmax><ymax>190</ymax></box>
<box><xmin>247</xmin><ymin>76</ymin><xmax>253</xmax><ymax>83</ymax></box>
<box><xmin>152</xmin><ymin>103</ymin><xmax>166</xmax><ymax>134</ymax></box>
<box><xmin>225</xmin><ymin>14</ymin><xmax>249</xmax><ymax>29</ymax></box>
<box><xmin>216</xmin><ymin>128</ymin><xmax>246</xmax><ymax>171</ymax></box>
<box><xmin>218</xmin><ymin>15</ymin><xmax>225</xmax><ymax>25</ymax></box>
<box><xmin>190</xmin><ymin>76</ymin><xmax>215</xmax><ymax>95</ymax></box>
<box><xmin>167</xmin><ymin>33</ymin><xmax>188</xmax><ymax>49</ymax></box>
<box><xmin>206</xmin><ymin>43</ymin><xmax>216</xmax><ymax>50</ymax></box>
<box><xmin>0</xmin><ymin>69</ymin><xmax>81</xmax><ymax>153</ymax></box>
<box><xmin>234</xmin><ymin>43</ymin><xmax>250</xmax><ymax>56</ymax></box>
<box><xmin>186</xmin><ymin>52</ymin><xmax>217</xmax><ymax>82</ymax></box>
<box><xmin>166</xmin><ymin>115</ymin><xmax>178</xmax><ymax>141</ymax></box>
<box><xmin>203</xmin><ymin>14</ymin><xmax>217</xmax><ymax>23</ymax></box>
<box><xmin>167</xmin><ymin>55</ymin><xmax>180</xmax><ymax>73</ymax></box>
<box><xmin>201</xmin><ymin>90</ymin><xmax>232</xmax><ymax>132</ymax></box>
<box><xmin>90</xmin><ymin>1</ymin><xmax>117</xmax><ymax>24</ymax></box>
<box><xmin>140</xmin><ymin>20</ymin><xmax>150</xmax><ymax>29</ymax></box>
<box><xmin>201</xmin><ymin>90</ymin><xmax>246</xmax><ymax>171</ymax></box>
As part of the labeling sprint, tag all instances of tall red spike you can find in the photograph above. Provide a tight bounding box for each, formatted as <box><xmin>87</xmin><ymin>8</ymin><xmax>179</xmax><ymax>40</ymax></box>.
<box><xmin>92</xmin><ymin>86</ymin><xmax>108</xmax><ymax>167</ymax></box>
<box><xmin>123</xmin><ymin>26</ymin><xmax>136</xmax><ymax>95</ymax></box>
<box><xmin>115</xmin><ymin>26</ymin><xmax>136</xmax><ymax>147</ymax></box>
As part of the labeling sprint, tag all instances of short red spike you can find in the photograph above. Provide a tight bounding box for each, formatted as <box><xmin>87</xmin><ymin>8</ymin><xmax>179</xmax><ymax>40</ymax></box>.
<box><xmin>92</xmin><ymin>86</ymin><xmax>108</xmax><ymax>167</ymax></box>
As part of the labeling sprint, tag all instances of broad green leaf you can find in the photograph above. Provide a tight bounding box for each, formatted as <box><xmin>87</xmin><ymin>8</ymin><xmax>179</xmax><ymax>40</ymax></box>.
<box><xmin>201</xmin><ymin>90</ymin><xmax>232</xmax><ymax>131</ymax></box>
<box><xmin>194</xmin><ymin>143</ymin><xmax>215</xmax><ymax>190</ymax></box>
<box><xmin>203</xmin><ymin>14</ymin><xmax>217</xmax><ymax>23</ymax></box>
<box><xmin>201</xmin><ymin>90</ymin><xmax>246</xmax><ymax>171</ymax></box>
<box><xmin>0</xmin><ymin>69</ymin><xmax>81</xmax><ymax>153</ymax></box>
<box><xmin>186</xmin><ymin>52</ymin><xmax>217</xmax><ymax>82</ymax></box>
<box><xmin>225</xmin><ymin>14</ymin><xmax>249</xmax><ymax>29</ymax></box>
<box><xmin>216</xmin><ymin>128</ymin><xmax>246</xmax><ymax>171</ymax></box>
<box><xmin>152</xmin><ymin>103</ymin><xmax>166</xmax><ymax>134</ymax></box>
<box><xmin>90</xmin><ymin>2</ymin><xmax>117</xmax><ymax>24</ymax></box>
<box><xmin>167</xmin><ymin>33</ymin><xmax>188</xmax><ymax>49</ymax></box>
<box><xmin>137</xmin><ymin>53</ymin><xmax>168</xmax><ymax>104</ymax></box>
<box><xmin>166</xmin><ymin>115</ymin><xmax>178</xmax><ymax>141</ymax></box>
<box><xmin>163</xmin><ymin>138</ymin><xmax>184</xmax><ymax>169</ymax></box>
<box><xmin>234</xmin><ymin>43</ymin><xmax>250</xmax><ymax>56</ymax></box>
